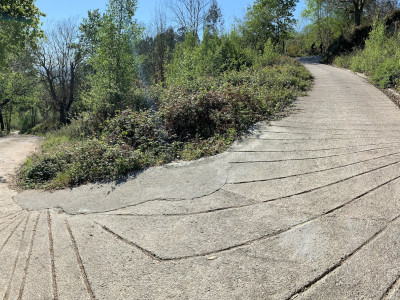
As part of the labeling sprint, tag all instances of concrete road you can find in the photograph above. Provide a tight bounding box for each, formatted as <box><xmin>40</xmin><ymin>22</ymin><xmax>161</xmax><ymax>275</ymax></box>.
<box><xmin>4</xmin><ymin>59</ymin><xmax>400</xmax><ymax>299</ymax></box>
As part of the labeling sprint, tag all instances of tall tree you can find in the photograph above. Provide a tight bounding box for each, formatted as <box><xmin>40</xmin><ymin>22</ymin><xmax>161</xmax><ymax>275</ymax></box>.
<box><xmin>79</xmin><ymin>9</ymin><xmax>103</xmax><ymax>63</ymax></box>
<box><xmin>364</xmin><ymin>0</ymin><xmax>400</xmax><ymax>22</ymax></box>
<box><xmin>204</xmin><ymin>0</ymin><xmax>224</xmax><ymax>34</ymax></box>
<box><xmin>302</xmin><ymin>0</ymin><xmax>347</xmax><ymax>47</ymax></box>
<box><xmin>243</xmin><ymin>0</ymin><xmax>298</xmax><ymax>52</ymax></box>
<box><xmin>0</xmin><ymin>49</ymin><xmax>39</xmax><ymax>132</ymax></box>
<box><xmin>305</xmin><ymin>0</ymin><xmax>399</xmax><ymax>28</ymax></box>
<box><xmin>84</xmin><ymin>0</ymin><xmax>142</xmax><ymax>114</ymax></box>
<box><xmin>36</xmin><ymin>19</ymin><xmax>82</xmax><ymax>124</ymax></box>
<box><xmin>342</xmin><ymin>0</ymin><xmax>367</xmax><ymax>26</ymax></box>
<box><xmin>168</xmin><ymin>0</ymin><xmax>211</xmax><ymax>37</ymax></box>
<box><xmin>0</xmin><ymin>0</ymin><xmax>44</xmax><ymax>65</ymax></box>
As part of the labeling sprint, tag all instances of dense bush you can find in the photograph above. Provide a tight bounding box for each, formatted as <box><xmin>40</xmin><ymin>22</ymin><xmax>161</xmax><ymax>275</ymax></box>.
<box><xmin>333</xmin><ymin>22</ymin><xmax>400</xmax><ymax>89</ymax></box>
<box><xmin>19</xmin><ymin>139</ymin><xmax>147</xmax><ymax>188</ymax></box>
<box><xmin>28</xmin><ymin>119</ymin><xmax>61</xmax><ymax>135</ymax></box>
<box><xmin>18</xmin><ymin>57</ymin><xmax>312</xmax><ymax>189</ymax></box>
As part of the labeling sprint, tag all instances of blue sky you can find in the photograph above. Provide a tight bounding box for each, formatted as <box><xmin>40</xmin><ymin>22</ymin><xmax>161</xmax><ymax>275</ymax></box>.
<box><xmin>35</xmin><ymin>0</ymin><xmax>306</xmax><ymax>31</ymax></box>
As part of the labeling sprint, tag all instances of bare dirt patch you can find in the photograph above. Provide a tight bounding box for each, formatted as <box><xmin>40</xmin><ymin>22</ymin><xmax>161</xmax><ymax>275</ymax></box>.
<box><xmin>0</xmin><ymin>133</ymin><xmax>42</xmax><ymax>190</ymax></box>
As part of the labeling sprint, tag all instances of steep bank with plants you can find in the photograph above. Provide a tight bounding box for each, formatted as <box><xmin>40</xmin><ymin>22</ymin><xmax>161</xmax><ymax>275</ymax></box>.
<box><xmin>7</xmin><ymin>0</ymin><xmax>312</xmax><ymax>189</ymax></box>
<box><xmin>333</xmin><ymin>20</ymin><xmax>400</xmax><ymax>90</ymax></box>
<box><xmin>18</xmin><ymin>54</ymin><xmax>312</xmax><ymax>189</ymax></box>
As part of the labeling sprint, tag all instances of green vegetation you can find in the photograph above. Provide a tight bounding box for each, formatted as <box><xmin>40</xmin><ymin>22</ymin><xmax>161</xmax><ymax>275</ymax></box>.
<box><xmin>289</xmin><ymin>0</ymin><xmax>400</xmax><ymax>95</ymax></box>
<box><xmin>290</xmin><ymin>0</ymin><xmax>399</xmax><ymax>57</ymax></box>
<box><xmin>6</xmin><ymin>0</ymin><xmax>400</xmax><ymax>189</ymax></box>
<box><xmin>18</xmin><ymin>54</ymin><xmax>311</xmax><ymax>189</ymax></box>
<box><xmin>333</xmin><ymin>18</ymin><xmax>400</xmax><ymax>89</ymax></box>
<box><xmin>1</xmin><ymin>0</ymin><xmax>315</xmax><ymax>189</ymax></box>
<box><xmin>0</xmin><ymin>0</ymin><xmax>44</xmax><ymax>64</ymax></box>
<box><xmin>0</xmin><ymin>0</ymin><xmax>44</xmax><ymax>132</ymax></box>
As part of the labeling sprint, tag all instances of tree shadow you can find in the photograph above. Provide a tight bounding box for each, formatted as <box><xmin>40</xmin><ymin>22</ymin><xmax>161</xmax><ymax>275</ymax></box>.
<box><xmin>298</xmin><ymin>56</ymin><xmax>322</xmax><ymax>65</ymax></box>
<box><xmin>114</xmin><ymin>168</ymin><xmax>146</xmax><ymax>186</ymax></box>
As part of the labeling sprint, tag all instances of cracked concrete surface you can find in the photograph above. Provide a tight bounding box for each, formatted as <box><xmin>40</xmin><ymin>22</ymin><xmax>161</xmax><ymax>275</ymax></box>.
<box><xmin>3</xmin><ymin>58</ymin><xmax>400</xmax><ymax>298</ymax></box>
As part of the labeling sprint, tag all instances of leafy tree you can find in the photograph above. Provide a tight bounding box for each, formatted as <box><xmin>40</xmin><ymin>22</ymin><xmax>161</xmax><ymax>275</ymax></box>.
<box><xmin>324</xmin><ymin>0</ymin><xmax>398</xmax><ymax>27</ymax></box>
<box><xmin>136</xmin><ymin>36</ymin><xmax>155</xmax><ymax>82</ymax></box>
<box><xmin>166</xmin><ymin>32</ymin><xmax>199</xmax><ymax>84</ymax></box>
<box><xmin>204</xmin><ymin>0</ymin><xmax>224</xmax><ymax>35</ymax></box>
<box><xmin>0</xmin><ymin>0</ymin><xmax>44</xmax><ymax>65</ymax></box>
<box><xmin>302</xmin><ymin>0</ymin><xmax>348</xmax><ymax>49</ymax></box>
<box><xmin>166</xmin><ymin>29</ymin><xmax>250</xmax><ymax>84</ymax></box>
<box><xmin>352</xmin><ymin>0</ymin><xmax>367</xmax><ymax>26</ymax></box>
<box><xmin>152</xmin><ymin>28</ymin><xmax>179</xmax><ymax>83</ymax></box>
<box><xmin>0</xmin><ymin>49</ymin><xmax>39</xmax><ymax>132</ymax></box>
<box><xmin>79</xmin><ymin>9</ymin><xmax>103</xmax><ymax>64</ymax></box>
<box><xmin>364</xmin><ymin>0</ymin><xmax>399</xmax><ymax>22</ymax></box>
<box><xmin>301</xmin><ymin>0</ymin><xmax>400</xmax><ymax>54</ymax></box>
<box><xmin>243</xmin><ymin>0</ymin><xmax>298</xmax><ymax>52</ymax></box>
<box><xmin>84</xmin><ymin>0</ymin><xmax>142</xmax><ymax>115</ymax></box>
<box><xmin>137</xmin><ymin>30</ymin><xmax>178</xmax><ymax>84</ymax></box>
<box><xmin>328</xmin><ymin>0</ymin><xmax>368</xmax><ymax>26</ymax></box>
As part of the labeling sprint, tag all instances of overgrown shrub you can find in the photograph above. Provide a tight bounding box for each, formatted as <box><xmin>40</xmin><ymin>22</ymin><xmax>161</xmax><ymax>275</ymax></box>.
<box><xmin>333</xmin><ymin>49</ymin><xmax>361</xmax><ymax>69</ymax></box>
<box><xmin>333</xmin><ymin>22</ymin><xmax>400</xmax><ymax>89</ymax></box>
<box><xmin>28</xmin><ymin>119</ymin><xmax>61</xmax><ymax>135</ymax></box>
<box><xmin>18</xmin><ymin>57</ymin><xmax>312</xmax><ymax>189</ymax></box>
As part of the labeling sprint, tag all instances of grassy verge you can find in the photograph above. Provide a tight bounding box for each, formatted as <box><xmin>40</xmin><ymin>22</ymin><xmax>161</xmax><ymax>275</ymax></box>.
<box><xmin>333</xmin><ymin>23</ymin><xmax>400</xmax><ymax>90</ymax></box>
<box><xmin>18</xmin><ymin>57</ymin><xmax>312</xmax><ymax>189</ymax></box>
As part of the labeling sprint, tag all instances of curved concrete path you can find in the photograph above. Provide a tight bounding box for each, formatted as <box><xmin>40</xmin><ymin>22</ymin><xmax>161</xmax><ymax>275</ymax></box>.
<box><xmin>4</xmin><ymin>59</ymin><xmax>400</xmax><ymax>299</ymax></box>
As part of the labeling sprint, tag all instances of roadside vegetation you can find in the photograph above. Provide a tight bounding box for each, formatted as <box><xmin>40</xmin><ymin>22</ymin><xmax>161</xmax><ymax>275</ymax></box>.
<box><xmin>5</xmin><ymin>0</ymin><xmax>400</xmax><ymax>189</ymax></box>
<box><xmin>19</xmin><ymin>57</ymin><xmax>311</xmax><ymax>189</ymax></box>
<box><xmin>1</xmin><ymin>0</ymin><xmax>311</xmax><ymax>189</ymax></box>
<box><xmin>287</xmin><ymin>0</ymin><xmax>400</xmax><ymax>58</ymax></box>
<box><xmin>333</xmin><ymin>16</ymin><xmax>400</xmax><ymax>89</ymax></box>
<box><xmin>291</xmin><ymin>0</ymin><xmax>400</xmax><ymax>92</ymax></box>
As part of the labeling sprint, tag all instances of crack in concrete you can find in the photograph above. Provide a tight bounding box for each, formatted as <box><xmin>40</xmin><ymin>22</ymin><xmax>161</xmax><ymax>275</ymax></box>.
<box><xmin>287</xmin><ymin>214</ymin><xmax>400</xmax><ymax>300</ymax></box>
<box><xmin>96</xmin><ymin>173</ymin><xmax>400</xmax><ymax>262</ymax></box>
<box><xmin>3</xmin><ymin>214</ymin><xmax>30</xmax><ymax>300</ymax></box>
<box><xmin>0</xmin><ymin>216</ymin><xmax>25</xmax><ymax>254</ymax></box>
<box><xmin>253</xmin><ymin>129</ymin><xmax>400</xmax><ymax>139</ymax></box>
<box><xmin>228</xmin><ymin>150</ymin><xmax>400</xmax><ymax>184</ymax></box>
<box><xmin>381</xmin><ymin>275</ymin><xmax>400</xmax><ymax>300</ymax></box>
<box><xmin>106</xmin><ymin>159</ymin><xmax>400</xmax><ymax>217</ymax></box>
<box><xmin>229</xmin><ymin>146</ymin><xmax>400</xmax><ymax>164</ymax></box>
<box><xmin>83</xmin><ymin>172</ymin><xmax>233</xmax><ymax>216</ymax></box>
<box><xmin>272</xmin><ymin>124</ymin><xmax>400</xmax><ymax>133</ymax></box>
<box><xmin>228</xmin><ymin>141</ymin><xmax>400</xmax><ymax>153</ymax></box>
<box><xmin>247</xmin><ymin>137</ymin><xmax>375</xmax><ymax>141</ymax></box>
<box><xmin>65</xmin><ymin>219</ymin><xmax>96</xmax><ymax>300</ymax></box>
<box><xmin>47</xmin><ymin>210</ymin><xmax>58</xmax><ymax>300</ymax></box>
<box><xmin>17</xmin><ymin>212</ymin><xmax>40</xmax><ymax>300</ymax></box>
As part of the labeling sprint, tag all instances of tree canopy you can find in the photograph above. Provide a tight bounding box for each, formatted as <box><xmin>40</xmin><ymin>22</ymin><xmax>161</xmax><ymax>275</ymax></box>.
<box><xmin>243</xmin><ymin>0</ymin><xmax>298</xmax><ymax>51</ymax></box>
<box><xmin>0</xmin><ymin>0</ymin><xmax>44</xmax><ymax>65</ymax></box>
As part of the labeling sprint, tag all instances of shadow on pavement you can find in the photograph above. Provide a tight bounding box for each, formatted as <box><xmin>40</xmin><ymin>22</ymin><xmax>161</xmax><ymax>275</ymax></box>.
<box><xmin>298</xmin><ymin>56</ymin><xmax>322</xmax><ymax>65</ymax></box>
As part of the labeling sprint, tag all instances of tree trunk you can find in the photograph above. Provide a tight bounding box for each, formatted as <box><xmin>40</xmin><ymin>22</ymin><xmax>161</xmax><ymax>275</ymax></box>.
<box><xmin>66</xmin><ymin>63</ymin><xmax>75</xmax><ymax>114</ymax></box>
<box><xmin>353</xmin><ymin>0</ymin><xmax>365</xmax><ymax>26</ymax></box>
<box><xmin>354</xmin><ymin>7</ymin><xmax>362</xmax><ymax>26</ymax></box>
<box><xmin>0</xmin><ymin>108</ymin><xmax>4</xmax><ymax>132</ymax></box>
<box><xmin>0</xmin><ymin>99</ymin><xmax>10</xmax><ymax>132</ymax></box>
<box><xmin>60</xmin><ymin>103</ymin><xmax>67</xmax><ymax>125</ymax></box>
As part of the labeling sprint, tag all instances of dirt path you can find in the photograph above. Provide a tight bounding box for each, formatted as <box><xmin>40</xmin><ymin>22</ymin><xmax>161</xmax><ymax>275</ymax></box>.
<box><xmin>3</xmin><ymin>60</ymin><xmax>400</xmax><ymax>299</ymax></box>
<box><xmin>0</xmin><ymin>132</ymin><xmax>41</xmax><ymax>202</ymax></box>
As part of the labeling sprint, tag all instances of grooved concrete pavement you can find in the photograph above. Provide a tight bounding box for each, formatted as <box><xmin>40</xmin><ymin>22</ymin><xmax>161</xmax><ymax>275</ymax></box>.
<box><xmin>3</xmin><ymin>58</ymin><xmax>400</xmax><ymax>299</ymax></box>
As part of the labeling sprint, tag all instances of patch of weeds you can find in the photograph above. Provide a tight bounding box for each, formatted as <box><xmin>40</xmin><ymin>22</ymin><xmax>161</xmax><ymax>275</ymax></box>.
<box><xmin>18</xmin><ymin>58</ymin><xmax>312</xmax><ymax>189</ymax></box>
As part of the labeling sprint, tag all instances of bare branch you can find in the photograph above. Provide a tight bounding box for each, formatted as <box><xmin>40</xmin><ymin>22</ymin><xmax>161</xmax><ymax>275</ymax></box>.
<box><xmin>166</xmin><ymin>0</ymin><xmax>211</xmax><ymax>36</ymax></box>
